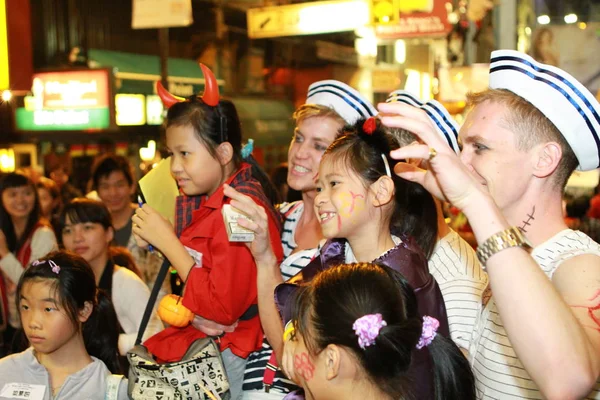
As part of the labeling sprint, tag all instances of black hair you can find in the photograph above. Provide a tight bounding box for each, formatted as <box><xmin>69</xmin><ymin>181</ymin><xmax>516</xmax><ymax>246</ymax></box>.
<box><xmin>59</xmin><ymin>198</ymin><xmax>113</xmax><ymax>233</ymax></box>
<box><xmin>109</xmin><ymin>246</ymin><xmax>143</xmax><ymax>278</ymax></box>
<box><xmin>292</xmin><ymin>263</ymin><xmax>475</xmax><ymax>400</ymax></box>
<box><xmin>0</xmin><ymin>172</ymin><xmax>43</xmax><ymax>253</ymax></box>
<box><xmin>270</xmin><ymin>163</ymin><xmax>302</xmax><ymax>203</ymax></box>
<box><xmin>90</xmin><ymin>154</ymin><xmax>135</xmax><ymax>191</ymax></box>
<box><xmin>166</xmin><ymin>99</ymin><xmax>281</xmax><ymax>206</ymax></box>
<box><xmin>566</xmin><ymin>195</ymin><xmax>592</xmax><ymax>219</ymax></box>
<box><xmin>16</xmin><ymin>250</ymin><xmax>121</xmax><ymax>373</ymax></box>
<box><xmin>324</xmin><ymin>118</ymin><xmax>438</xmax><ymax>257</ymax></box>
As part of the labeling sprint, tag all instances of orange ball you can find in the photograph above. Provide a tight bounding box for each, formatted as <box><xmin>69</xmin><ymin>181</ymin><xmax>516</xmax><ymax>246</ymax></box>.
<box><xmin>157</xmin><ymin>294</ymin><xmax>194</xmax><ymax>327</ymax></box>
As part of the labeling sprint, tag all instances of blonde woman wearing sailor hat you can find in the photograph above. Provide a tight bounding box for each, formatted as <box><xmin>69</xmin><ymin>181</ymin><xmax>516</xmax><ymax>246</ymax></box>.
<box><xmin>385</xmin><ymin>90</ymin><xmax>489</xmax><ymax>358</ymax></box>
<box><xmin>380</xmin><ymin>50</ymin><xmax>600</xmax><ymax>399</ymax></box>
<box><xmin>239</xmin><ymin>80</ymin><xmax>377</xmax><ymax>399</ymax></box>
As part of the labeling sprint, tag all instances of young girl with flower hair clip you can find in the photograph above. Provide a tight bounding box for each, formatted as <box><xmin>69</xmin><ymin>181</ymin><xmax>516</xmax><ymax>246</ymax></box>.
<box><xmin>288</xmin><ymin>263</ymin><xmax>475</xmax><ymax>400</ymax></box>
<box><xmin>0</xmin><ymin>250</ymin><xmax>129</xmax><ymax>399</ymax></box>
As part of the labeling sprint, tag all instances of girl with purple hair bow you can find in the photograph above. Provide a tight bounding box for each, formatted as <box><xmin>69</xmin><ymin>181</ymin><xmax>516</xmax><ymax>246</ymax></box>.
<box><xmin>284</xmin><ymin>263</ymin><xmax>475</xmax><ymax>400</ymax></box>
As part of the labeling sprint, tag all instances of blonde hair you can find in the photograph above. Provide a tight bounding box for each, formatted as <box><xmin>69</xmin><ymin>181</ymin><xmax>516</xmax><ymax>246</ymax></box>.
<box><xmin>467</xmin><ymin>89</ymin><xmax>578</xmax><ymax>188</ymax></box>
<box><xmin>293</xmin><ymin>104</ymin><xmax>347</xmax><ymax>127</ymax></box>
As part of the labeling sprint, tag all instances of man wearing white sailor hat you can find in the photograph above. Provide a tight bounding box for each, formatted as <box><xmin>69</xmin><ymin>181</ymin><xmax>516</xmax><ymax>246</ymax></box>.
<box><xmin>385</xmin><ymin>90</ymin><xmax>488</xmax><ymax>359</ymax></box>
<box><xmin>379</xmin><ymin>50</ymin><xmax>600</xmax><ymax>399</ymax></box>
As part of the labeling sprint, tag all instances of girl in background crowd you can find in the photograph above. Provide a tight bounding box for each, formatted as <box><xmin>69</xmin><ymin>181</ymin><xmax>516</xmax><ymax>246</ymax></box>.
<box><xmin>0</xmin><ymin>172</ymin><xmax>57</xmax><ymax>355</ymax></box>
<box><xmin>0</xmin><ymin>251</ymin><xmax>129</xmax><ymax>399</ymax></box>
<box><xmin>60</xmin><ymin>198</ymin><xmax>162</xmax><ymax>355</ymax></box>
<box><xmin>286</xmin><ymin>263</ymin><xmax>475</xmax><ymax>400</ymax></box>
<box><xmin>36</xmin><ymin>177</ymin><xmax>62</xmax><ymax>223</ymax></box>
<box><xmin>132</xmin><ymin>64</ymin><xmax>283</xmax><ymax>399</ymax></box>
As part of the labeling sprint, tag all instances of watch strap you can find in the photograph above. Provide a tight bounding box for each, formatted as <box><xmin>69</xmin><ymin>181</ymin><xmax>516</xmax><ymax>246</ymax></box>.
<box><xmin>476</xmin><ymin>226</ymin><xmax>530</xmax><ymax>266</ymax></box>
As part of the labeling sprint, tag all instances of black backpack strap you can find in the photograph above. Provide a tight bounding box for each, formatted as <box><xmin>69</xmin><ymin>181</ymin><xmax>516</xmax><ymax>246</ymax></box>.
<box><xmin>135</xmin><ymin>256</ymin><xmax>171</xmax><ymax>346</ymax></box>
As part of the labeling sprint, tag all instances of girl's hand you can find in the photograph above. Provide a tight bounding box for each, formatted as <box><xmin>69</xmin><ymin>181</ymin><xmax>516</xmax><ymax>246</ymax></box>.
<box><xmin>0</xmin><ymin>231</ymin><xmax>8</xmax><ymax>257</ymax></box>
<box><xmin>132</xmin><ymin>204</ymin><xmax>177</xmax><ymax>253</ymax></box>
<box><xmin>281</xmin><ymin>336</ymin><xmax>300</xmax><ymax>385</ymax></box>
<box><xmin>223</xmin><ymin>184</ymin><xmax>276</xmax><ymax>265</ymax></box>
<box><xmin>378</xmin><ymin>102</ymin><xmax>486</xmax><ymax>211</ymax></box>
<box><xmin>192</xmin><ymin>315</ymin><xmax>238</xmax><ymax>336</ymax></box>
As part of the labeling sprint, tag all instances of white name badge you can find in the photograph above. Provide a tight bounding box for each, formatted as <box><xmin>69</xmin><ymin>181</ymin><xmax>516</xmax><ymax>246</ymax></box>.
<box><xmin>0</xmin><ymin>383</ymin><xmax>46</xmax><ymax>400</ymax></box>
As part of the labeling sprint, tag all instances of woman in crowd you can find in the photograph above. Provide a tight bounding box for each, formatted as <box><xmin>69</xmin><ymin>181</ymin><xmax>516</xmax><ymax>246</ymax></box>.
<box><xmin>59</xmin><ymin>198</ymin><xmax>162</xmax><ymax>355</ymax></box>
<box><xmin>0</xmin><ymin>172</ymin><xmax>57</xmax><ymax>355</ymax></box>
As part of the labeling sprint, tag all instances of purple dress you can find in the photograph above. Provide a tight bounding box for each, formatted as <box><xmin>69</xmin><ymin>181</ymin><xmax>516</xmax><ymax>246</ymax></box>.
<box><xmin>275</xmin><ymin>235</ymin><xmax>449</xmax><ymax>400</ymax></box>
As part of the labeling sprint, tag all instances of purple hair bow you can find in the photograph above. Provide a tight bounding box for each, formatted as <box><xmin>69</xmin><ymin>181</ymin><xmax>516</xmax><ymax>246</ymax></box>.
<box><xmin>416</xmin><ymin>316</ymin><xmax>439</xmax><ymax>349</ymax></box>
<box><xmin>353</xmin><ymin>313</ymin><xmax>387</xmax><ymax>349</ymax></box>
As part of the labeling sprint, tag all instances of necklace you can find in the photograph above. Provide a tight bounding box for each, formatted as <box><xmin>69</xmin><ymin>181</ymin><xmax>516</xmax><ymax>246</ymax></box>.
<box><xmin>52</xmin><ymin>384</ymin><xmax>62</xmax><ymax>396</ymax></box>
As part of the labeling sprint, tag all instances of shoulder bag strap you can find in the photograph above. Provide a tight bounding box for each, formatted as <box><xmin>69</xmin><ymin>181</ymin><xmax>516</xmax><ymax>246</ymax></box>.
<box><xmin>135</xmin><ymin>256</ymin><xmax>171</xmax><ymax>345</ymax></box>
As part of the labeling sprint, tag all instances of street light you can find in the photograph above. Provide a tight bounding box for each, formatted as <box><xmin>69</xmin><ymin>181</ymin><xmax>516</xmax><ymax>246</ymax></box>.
<box><xmin>537</xmin><ymin>15</ymin><xmax>550</xmax><ymax>25</ymax></box>
<box><xmin>564</xmin><ymin>13</ymin><xmax>578</xmax><ymax>24</ymax></box>
<box><xmin>1</xmin><ymin>90</ymin><xmax>11</xmax><ymax>102</ymax></box>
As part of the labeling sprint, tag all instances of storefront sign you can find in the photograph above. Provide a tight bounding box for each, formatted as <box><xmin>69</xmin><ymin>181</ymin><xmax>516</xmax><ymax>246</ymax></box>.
<box><xmin>132</xmin><ymin>0</ymin><xmax>193</xmax><ymax>29</ymax></box>
<box><xmin>146</xmin><ymin>94</ymin><xmax>164</xmax><ymax>125</ymax></box>
<box><xmin>375</xmin><ymin>0</ymin><xmax>451</xmax><ymax>39</ymax></box>
<box><xmin>0</xmin><ymin>0</ymin><xmax>8</xmax><ymax>90</ymax></box>
<box><xmin>116</xmin><ymin>94</ymin><xmax>146</xmax><ymax>126</ymax></box>
<box><xmin>15</xmin><ymin>70</ymin><xmax>111</xmax><ymax>131</ymax></box>
<box><xmin>248</xmin><ymin>0</ymin><xmax>369</xmax><ymax>38</ymax></box>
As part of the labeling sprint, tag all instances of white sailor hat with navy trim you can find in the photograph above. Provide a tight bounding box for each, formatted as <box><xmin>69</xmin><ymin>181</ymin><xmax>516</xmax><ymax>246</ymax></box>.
<box><xmin>306</xmin><ymin>80</ymin><xmax>377</xmax><ymax>124</ymax></box>
<box><xmin>489</xmin><ymin>49</ymin><xmax>600</xmax><ymax>171</ymax></box>
<box><xmin>386</xmin><ymin>90</ymin><xmax>461</xmax><ymax>154</ymax></box>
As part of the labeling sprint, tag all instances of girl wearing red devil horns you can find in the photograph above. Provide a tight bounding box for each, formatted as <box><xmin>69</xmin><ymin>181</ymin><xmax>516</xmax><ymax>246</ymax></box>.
<box><xmin>132</xmin><ymin>64</ymin><xmax>284</xmax><ymax>398</ymax></box>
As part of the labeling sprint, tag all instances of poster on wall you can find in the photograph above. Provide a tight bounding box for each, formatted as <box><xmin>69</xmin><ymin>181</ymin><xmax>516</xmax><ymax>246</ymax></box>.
<box><xmin>530</xmin><ymin>24</ymin><xmax>600</xmax><ymax>95</ymax></box>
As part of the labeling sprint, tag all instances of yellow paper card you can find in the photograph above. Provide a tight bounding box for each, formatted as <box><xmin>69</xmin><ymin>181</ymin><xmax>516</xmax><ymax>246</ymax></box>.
<box><xmin>139</xmin><ymin>157</ymin><xmax>179</xmax><ymax>224</ymax></box>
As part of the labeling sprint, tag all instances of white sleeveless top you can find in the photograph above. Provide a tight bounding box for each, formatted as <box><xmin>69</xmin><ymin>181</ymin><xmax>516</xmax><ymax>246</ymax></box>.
<box><xmin>469</xmin><ymin>229</ymin><xmax>600</xmax><ymax>399</ymax></box>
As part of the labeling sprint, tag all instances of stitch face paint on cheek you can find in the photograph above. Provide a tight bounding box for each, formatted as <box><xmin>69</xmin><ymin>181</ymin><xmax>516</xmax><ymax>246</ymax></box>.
<box><xmin>294</xmin><ymin>352</ymin><xmax>315</xmax><ymax>381</ymax></box>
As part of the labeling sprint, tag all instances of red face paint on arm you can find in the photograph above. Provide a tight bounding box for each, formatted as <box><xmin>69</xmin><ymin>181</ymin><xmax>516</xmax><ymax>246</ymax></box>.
<box><xmin>294</xmin><ymin>352</ymin><xmax>315</xmax><ymax>381</ymax></box>
<box><xmin>571</xmin><ymin>289</ymin><xmax>600</xmax><ymax>333</ymax></box>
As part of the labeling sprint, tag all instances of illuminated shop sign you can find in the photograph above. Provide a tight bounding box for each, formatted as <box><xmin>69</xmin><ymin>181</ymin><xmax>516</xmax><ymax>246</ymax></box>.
<box><xmin>115</xmin><ymin>94</ymin><xmax>146</xmax><ymax>126</ymax></box>
<box><xmin>146</xmin><ymin>94</ymin><xmax>164</xmax><ymax>125</ymax></box>
<box><xmin>15</xmin><ymin>70</ymin><xmax>111</xmax><ymax>131</ymax></box>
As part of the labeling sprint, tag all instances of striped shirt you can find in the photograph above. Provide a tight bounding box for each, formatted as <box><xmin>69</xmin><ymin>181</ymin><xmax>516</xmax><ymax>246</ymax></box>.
<box><xmin>242</xmin><ymin>202</ymin><xmax>317</xmax><ymax>397</ymax></box>
<box><xmin>429</xmin><ymin>229</ymin><xmax>488</xmax><ymax>351</ymax></box>
<box><xmin>469</xmin><ymin>229</ymin><xmax>600</xmax><ymax>399</ymax></box>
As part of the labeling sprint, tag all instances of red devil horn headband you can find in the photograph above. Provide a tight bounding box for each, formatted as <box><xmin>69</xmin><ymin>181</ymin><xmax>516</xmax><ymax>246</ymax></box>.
<box><xmin>156</xmin><ymin>63</ymin><xmax>220</xmax><ymax>108</ymax></box>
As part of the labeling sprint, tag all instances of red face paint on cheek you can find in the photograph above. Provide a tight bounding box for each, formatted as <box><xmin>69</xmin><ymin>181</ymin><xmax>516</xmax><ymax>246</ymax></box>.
<box><xmin>348</xmin><ymin>191</ymin><xmax>365</xmax><ymax>213</ymax></box>
<box><xmin>337</xmin><ymin>214</ymin><xmax>342</xmax><ymax>231</ymax></box>
<box><xmin>294</xmin><ymin>352</ymin><xmax>315</xmax><ymax>381</ymax></box>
